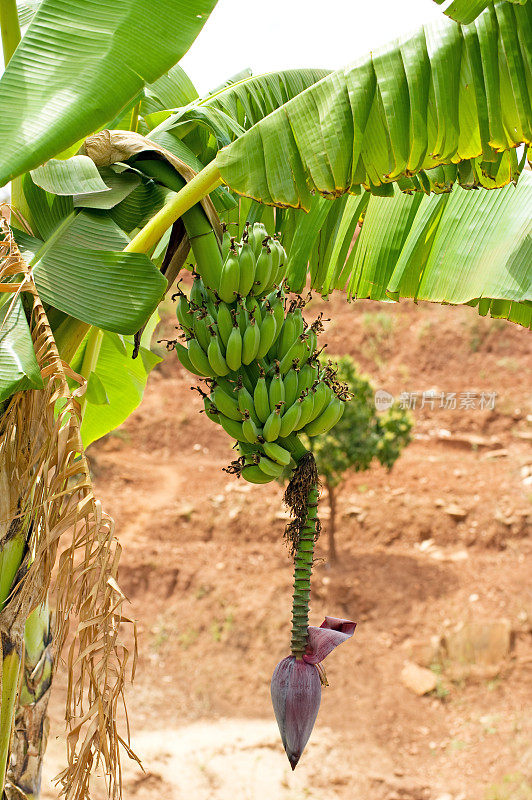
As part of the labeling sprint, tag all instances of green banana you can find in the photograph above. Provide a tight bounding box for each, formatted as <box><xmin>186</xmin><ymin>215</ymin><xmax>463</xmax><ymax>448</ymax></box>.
<box><xmin>221</xmin><ymin>227</ymin><xmax>231</xmax><ymax>261</ymax></box>
<box><xmin>253</xmin><ymin>372</ymin><xmax>270</xmax><ymax>423</ymax></box>
<box><xmin>271</xmin><ymin>295</ymin><xmax>286</xmax><ymax>339</ymax></box>
<box><xmin>237</xmin><ymin>383</ymin><xmax>260</xmax><ymax>426</ymax></box>
<box><xmin>241</xmin><ymin>464</ymin><xmax>273</xmax><ymax>484</ymax></box>
<box><xmin>218</xmin><ymin>414</ymin><xmax>245</xmax><ymax>440</ymax></box>
<box><xmin>256</xmin><ymin>455</ymin><xmax>284</xmax><ymax>478</ymax></box>
<box><xmin>204</xmin><ymin>397</ymin><xmax>220</xmax><ymax>423</ymax></box>
<box><xmin>268</xmin><ymin>368</ymin><xmax>285</xmax><ymax>408</ymax></box>
<box><xmin>304</xmin><ymin>396</ymin><xmax>345</xmax><ymax>437</ymax></box>
<box><xmin>189</xmin><ymin>274</ymin><xmax>205</xmax><ymax>307</ymax></box>
<box><xmin>262</xmin><ymin>238</ymin><xmax>280</xmax><ymax>294</ymax></box>
<box><xmin>211</xmin><ymin>384</ymin><xmax>240</xmax><ymax>420</ymax></box>
<box><xmin>242</xmin><ymin>411</ymin><xmax>260</xmax><ymax>443</ymax></box>
<box><xmin>237</xmin><ymin>300</ymin><xmax>248</xmax><ymax>336</ymax></box>
<box><xmin>278</xmin><ymin>401</ymin><xmax>301</xmax><ymax>438</ymax></box>
<box><xmin>297</xmin><ymin>363</ymin><xmax>319</xmax><ymax>396</ymax></box>
<box><xmin>253</xmin><ymin>243</ymin><xmax>273</xmax><ymax>296</ymax></box>
<box><xmin>193</xmin><ymin>309</ymin><xmax>213</xmax><ymax>351</ymax></box>
<box><xmin>207</xmin><ymin>330</ymin><xmax>230</xmax><ymax>376</ymax></box>
<box><xmin>282</xmin><ymin>368</ymin><xmax>300</xmax><ymax>408</ymax></box>
<box><xmin>175</xmin><ymin>342</ymin><xmax>214</xmax><ymax>378</ymax></box>
<box><xmin>261</xmin><ymin>441</ymin><xmax>291</xmax><ymax>467</ymax></box>
<box><xmin>256</xmin><ymin>307</ymin><xmax>277</xmax><ymax>359</ymax></box>
<box><xmin>278</xmin><ymin>312</ymin><xmax>298</xmax><ymax>359</ymax></box>
<box><xmin>188</xmin><ymin>338</ymin><xmax>214</xmax><ymax>377</ymax></box>
<box><xmin>242</xmin><ymin>317</ymin><xmax>261</xmax><ymax>365</ymax></box>
<box><xmin>308</xmin><ymin>380</ymin><xmax>332</xmax><ymax>421</ymax></box>
<box><xmin>176</xmin><ymin>294</ymin><xmax>193</xmax><ymax>336</ymax></box>
<box><xmin>279</xmin><ymin>334</ymin><xmax>310</xmax><ymax>375</ymax></box>
<box><xmin>216</xmin><ymin>302</ymin><xmax>233</xmax><ymax>347</ymax></box>
<box><xmin>263</xmin><ymin>403</ymin><xmax>283</xmax><ymax>442</ymax></box>
<box><xmin>249</xmin><ymin>222</ymin><xmax>268</xmax><ymax>257</ymax></box>
<box><xmin>245</xmin><ymin>295</ymin><xmax>262</xmax><ymax>324</ymax></box>
<box><xmin>294</xmin><ymin>390</ymin><xmax>315</xmax><ymax>430</ymax></box>
<box><xmin>238</xmin><ymin>367</ymin><xmax>254</xmax><ymax>394</ymax></box>
<box><xmin>238</xmin><ymin>241</ymin><xmax>256</xmax><ymax>297</ymax></box>
<box><xmin>226</xmin><ymin>323</ymin><xmax>243</xmax><ymax>371</ymax></box>
<box><xmin>218</xmin><ymin>247</ymin><xmax>240</xmax><ymax>303</ymax></box>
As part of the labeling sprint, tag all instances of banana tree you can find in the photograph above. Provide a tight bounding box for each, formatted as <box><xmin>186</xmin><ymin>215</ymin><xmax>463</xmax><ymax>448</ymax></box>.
<box><xmin>0</xmin><ymin>0</ymin><xmax>530</xmax><ymax>796</ymax></box>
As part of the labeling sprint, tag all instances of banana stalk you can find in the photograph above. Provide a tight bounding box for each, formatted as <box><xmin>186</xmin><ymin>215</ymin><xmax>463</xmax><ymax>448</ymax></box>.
<box><xmin>5</xmin><ymin>604</ymin><xmax>52</xmax><ymax>800</ymax></box>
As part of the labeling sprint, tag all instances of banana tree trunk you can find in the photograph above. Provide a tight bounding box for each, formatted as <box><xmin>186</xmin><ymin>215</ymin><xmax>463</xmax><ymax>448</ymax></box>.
<box><xmin>4</xmin><ymin>604</ymin><xmax>52</xmax><ymax>800</ymax></box>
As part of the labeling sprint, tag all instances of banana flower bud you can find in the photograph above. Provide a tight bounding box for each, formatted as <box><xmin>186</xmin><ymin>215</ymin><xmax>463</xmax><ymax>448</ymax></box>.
<box><xmin>271</xmin><ymin>617</ymin><xmax>356</xmax><ymax>769</ymax></box>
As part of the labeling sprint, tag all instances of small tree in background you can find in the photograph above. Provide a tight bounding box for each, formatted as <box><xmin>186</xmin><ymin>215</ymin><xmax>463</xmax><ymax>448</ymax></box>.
<box><xmin>307</xmin><ymin>356</ymin><xmax>413</xmax><ymax>563</ymax></box>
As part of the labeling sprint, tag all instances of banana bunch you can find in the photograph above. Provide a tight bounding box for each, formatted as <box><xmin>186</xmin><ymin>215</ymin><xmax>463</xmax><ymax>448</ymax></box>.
<box><xmin>173</xmin><ymin>223</ymin><xmax>348</xmax><ymax>484</ymax></box>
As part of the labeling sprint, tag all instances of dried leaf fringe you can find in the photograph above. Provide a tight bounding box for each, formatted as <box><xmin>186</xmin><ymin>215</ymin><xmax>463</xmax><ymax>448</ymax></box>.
<box><xmin>0</xmin><ymin>221</ymin><xmax>138</xmax><ymax>799</ymax></box>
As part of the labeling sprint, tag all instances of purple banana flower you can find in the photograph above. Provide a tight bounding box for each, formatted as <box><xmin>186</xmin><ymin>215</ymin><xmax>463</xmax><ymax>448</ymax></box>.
<box><xmin>271</xmin><ymin>617</ymin><xmax>356</xmax><ymax>769</ymax></box>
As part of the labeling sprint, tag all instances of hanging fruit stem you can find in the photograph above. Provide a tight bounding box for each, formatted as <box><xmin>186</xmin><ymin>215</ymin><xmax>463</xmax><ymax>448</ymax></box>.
<box><xmin>283</xmin><ymin>447</ymin><xmax>320</xmax><ymax>659</ymax></box>
<box><xmin>130</xmin><ymin>158</ymin><xmax>224</xmax><ymax>290</ymax></box>
<box><xmin>125</xmin><ymin>160</ymin><xmax>222</xmax><ymax>255</ymax></box>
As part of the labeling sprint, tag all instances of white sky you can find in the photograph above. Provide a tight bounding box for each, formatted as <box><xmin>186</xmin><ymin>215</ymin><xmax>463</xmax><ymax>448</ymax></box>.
<box><xmin>181</xmin><ymin>0</ymin><xmax>444</xmax><ymax>95</ymax></box>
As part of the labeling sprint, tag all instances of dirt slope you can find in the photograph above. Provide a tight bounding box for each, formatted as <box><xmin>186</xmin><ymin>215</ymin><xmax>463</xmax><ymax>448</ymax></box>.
<box><xmin>43</xmin><ymin>297</ymin><xmax>531</xmax><ymax>800</ymax></box>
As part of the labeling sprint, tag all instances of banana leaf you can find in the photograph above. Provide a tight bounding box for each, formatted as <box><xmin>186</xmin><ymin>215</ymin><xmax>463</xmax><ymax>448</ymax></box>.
<box><xmin>215</xmin><ymin>2</ymin><xmax>532</xmax><ymax>206</ymax></box>
<box><xmin>0</xmin><ymin>0</ymin><xmax>218</xmax><ymax>184</ymax></box>
<box><xmin>71</xmin><ymin>330</ymin><xmax>161</xmax><ymax>448</ymax></box>
<box><xmin>434</xmin><ymin>0</ymin><xmax>527</xmax><ymax>24</ymax></box>
<box><xmin>0</xmin><ymin>297</ymin><xmax>43</xmax><ymax>402</ymax></box>
<box><xmin>14</xmin><ymin>176</ymin><xmax>166</xmax><ymax>333</ymax></box>
<box><xmin>285</xmin><ymin>169</ymin><xmax>531</xmax><ymax>327</ymax></box>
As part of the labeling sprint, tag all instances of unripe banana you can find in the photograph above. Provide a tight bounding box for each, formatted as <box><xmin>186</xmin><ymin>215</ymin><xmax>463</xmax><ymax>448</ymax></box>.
<box><xmin>193</xmin><ymin>309</ymin><xmax>213</xmax><ymax>351</ymax></box>
<box><xmin>175</xmin><ymin>342</ymin><xmax>214</xmax><ymax>378</ymax></box>
<box><xmin>238</xmin><ymin>367</ymin><xmax>254</xmax><ymax>394</ymax></box>
<box><xmin>294</xmin><ymin>390</ymin><xmax>315</xmax><ymax>430</ymax></box>
<box><xmin>253</xmin><ymin>243</ymin><xmax>273</xmax><ymax>296</ymax></box>
<box><xmin>216</xmin><ymin>302</ymin><xmax>233</xmax><ymax>347</ymax></box>
<box><xmin>218</xmin><ymin>413</ymin><xmax>245</xmax><ymax>440</ymax></box>
<box><xmin>282</xmin><ymin>368</ymin><xmax>300</xmax><ymax>408</ymax></box>
<box><xmin>189</xmin><ymin>274</ymin><xmax>205</xmax><ymax>308</ymax></box>
<box><xmin>253</xmin><ymin>373</ymin><xmax>270</xmax><ymax>423</ymax></box>
<box><xmin>271</xmin><ymin>240</ymin><xmax>286</xmax><ymax>287</ymax></box>
<box><xmin>204</xmin><ymin>397</ymin><xmax>220</xmax><ymax>423</ymax></box>
<box><xmin>207</xmin><ymin>330</ymin><xmax>230</xmax><ymax>376</ymax></box>
<box><xmin>188</xmin><ymin>338</ymin><xmax>215</xmax><ymax>377</ymax></box>
<box><xmin>256</xmin><ymin>455</ymin><xmax>284</xmax><ymax>478</ymax></box>
<box><xmin>279</xmin><ymin>334</ymin><xmax>310</xmax><ymax>375</ymax></box>
<box><xmin>261</xmin><ymin>441</ymin><xmax>291</xmax><ymax>467</ymax></box>
<box><xmin>249</xmin><ymin>223</ymin><xmax>268</xmax><ymax>257</ymax></box>
<box><xmin>262</xmin><ymin>238</ymin><xmax>280</xmax><ymax>294</ymax></box>
<box><xmin>211</xmin><ymin>385</ymin><xmax>240</xmax><ymax>420</ymax></box>
<box><xmin>176</xmin><ymin>294</ymin><xmax>193</xmax><ymax>336</ymax></box>
<box><xmin>242</xmin><ymin>317</ymin><xmax>261</xmax><ymax>365</ymax></box>
<box><xmin>221</xmin><ymin>227</ymin><xmax>231</xmax><ymax>262</ymax></box>
<box><xmin>238</xmin><ymin>241</ymin><xmax>256</xmax><ymax>297</ymax></box>
<box><xmin>268</xmin><ymin>369</ymin><xmax>285</xmax><ymax>408</ymax></box>
<box><xmin>308</xmin><ymin>380</ymin><xmax>332</xmax><ymax>421</ymax></box>
<box><xmin>245</xmin><ymin>295</ymin><xmax>262</xmax><ymax>325</ymax></box>
<box><xmin>292</xmin><ymin>308</ymin><xmax>306</xmax><ymax>339</ymax></box>
<box><xmin>226</xmin><ymin>324</ymin><xmax>243</xmax><ymax>371</ymax></box>
<box><xmin>256</xmin><ymin>307</ymin><xmax>277</xmax><ymax>359</ymax></box>
<box><xmin>237</xmin><ymin>301</ymin><xmax>248</xmax><ymax>336</ymax></box>
<box><xmin>306</xmin><ymin>326</ymin><xmax>318</xmax><ymax>358</ymax></box>
<box><xmin>297</xmin><ymin>363</ymin><xmax>319</xmax><ymax>396</ymax></box>
<box><xmin>263</xmin><ymin>402</ymin><xmax>283</xmax><ymax>442</ymax></box>
<box><xmin>278</xmin><ymin>400</ymin><xmax>301</xmax><ymax>438</ymax></box>
<box><xmin>237</xmin><ymin>384</ymin><xmax>260</xmax><ymax>426</ymax></box>
<box><xmin>218</xmin><ymin>247</ymin><xmax>240</xmax><ymax>304</ymax></box>
<box><xmin>241</xmin><ymin>464</ymin><xmax>273</xmax><ymax>484</ymax></box>
<box><xmin>238</xmin><ymin>440</ymin><xmax>256</xmax><ymax>458</ymax></box>
<box><xmin>242</xmin><ymin>411</ymin><xmax>260</xmax><ymax>443</ymax></box>
<box><xmin>278</xmin><ymin>313</ymin><xmax>298</xmax><ymax>359</ymax></box>
<box><xmin>304</xmin><ymin>396</ymin><xmax>344</xmax><ymax>437</ymax></box>
<box><xmin>271</xmin><ymin>296</ymin><xmax>286</xmax><ymax>338</ymax></box>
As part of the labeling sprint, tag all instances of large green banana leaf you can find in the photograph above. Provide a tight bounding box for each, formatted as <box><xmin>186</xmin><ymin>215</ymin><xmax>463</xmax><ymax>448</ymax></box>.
<box><xmin>434</xmin><ymin>0</ymin><xmax>527</xmax><ymax>24</ymax></box>
<box><xmin>14</xmin><ymin>176</ymin><xmax>166</xmax><ymax>333</ymax></box>
<box><xmin>284</xmin><ymin>169</ymin><xmax>531</xmax><ymax>327</ymax></box>
<box><xmin>70</xmin><ymin>330</ymin><xmax>161</xmax><ymax>447</ymax></box>
<box><xmin>148</xmin><ymin>68</ymin><xmax>331</xmax><ymax>139</ymax></box>
<box><xmin>215</xmin><ymin>2</ymin><xmax>532</xmax><ymax>206</ymax></box>
<box><xmin>0</xmin><ymin>0</ymin><xmax>218</xmax><ymax>185</ymax></box>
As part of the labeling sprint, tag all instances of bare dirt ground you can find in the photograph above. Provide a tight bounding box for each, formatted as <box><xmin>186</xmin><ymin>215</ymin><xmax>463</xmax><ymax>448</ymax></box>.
<box><xmin>42</xmin><ymin>296</ymin><xmax>531</xmax><ymax>800</ymax></box>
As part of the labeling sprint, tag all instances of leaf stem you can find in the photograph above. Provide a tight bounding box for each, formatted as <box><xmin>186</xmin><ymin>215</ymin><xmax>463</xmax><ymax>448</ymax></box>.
<box><xmin>78</xmin><ymin>327</ymin><xmax>103</xmax><ymax>417</ymax></box>
<box><xmin>0</xmin><ymin>0</ymin><xmax>20</xmax><ymax>66</ymax></box>
<box><xmin>125</xmin><ymin>160</ymin><xmax>222</xmax><ymax>255</ymax></box>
